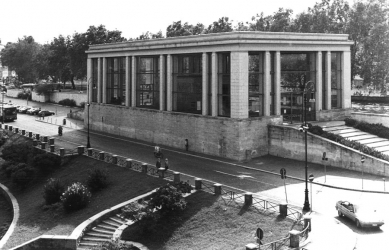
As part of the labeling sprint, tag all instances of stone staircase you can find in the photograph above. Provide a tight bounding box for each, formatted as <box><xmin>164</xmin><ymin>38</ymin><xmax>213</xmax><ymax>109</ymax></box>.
<box><xmin>77</xmin><ymin>214</ymin><xmax>131</xmax><ymax>249</ymax></box>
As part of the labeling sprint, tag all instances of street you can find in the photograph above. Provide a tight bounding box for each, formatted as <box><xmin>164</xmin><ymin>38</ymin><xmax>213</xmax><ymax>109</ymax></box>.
<box><xmin>4</xmin><ymin>96</ymin><xmax>389</xmax><ymax>250</ymax></box>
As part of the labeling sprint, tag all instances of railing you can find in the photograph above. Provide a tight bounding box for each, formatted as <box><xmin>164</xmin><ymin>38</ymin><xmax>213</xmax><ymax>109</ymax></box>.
<box><xmin>298</xmin><ymin>221</ymin><xmax>310</xmax><ymax>241</ymax></box>
<box><xmin>131</xmin><ymin>162</ymin><xmax>142</xmax><ymax>172</ymax></box>
<box><xmin>259</xmin><ymin>235</ymin><xmax>290</xmax><ymax>250</ymax></box>
<box><xmin>147</xmin><ymin>167</ymin><xmax>159</xmax><ymax>177</ymax></box>
<box><xmin>104</xmin><ymin>154</ymin><xmax>113</xmax><ymax>163</ymax></box>
<box><xmin>201</xmin><ymin>180</ymin><xmax>215</xmax><ymax>193</ymax></box>
<box><xmin>117</xmin><ymin>157</ymin><xmax>127</xmax><ymax>168</ymax></box>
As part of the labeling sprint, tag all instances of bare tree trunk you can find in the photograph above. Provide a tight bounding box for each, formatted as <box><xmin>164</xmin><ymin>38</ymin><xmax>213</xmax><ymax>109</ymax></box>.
<box><xmin>71</xmin><ymin>75</ymin><xmax>75</xmax><ymax>89</ymax></box>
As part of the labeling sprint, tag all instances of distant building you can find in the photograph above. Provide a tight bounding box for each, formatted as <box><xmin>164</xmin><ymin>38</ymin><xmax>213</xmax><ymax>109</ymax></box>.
<box><xmin>352</xmin><ymin>75</ymin><xmax>363</xmax><ymax>88</ymax></box>
<box><xmin>86</xmin><ymin>31</ymin><xmax>353</xmax><ymax>161</ymax></box>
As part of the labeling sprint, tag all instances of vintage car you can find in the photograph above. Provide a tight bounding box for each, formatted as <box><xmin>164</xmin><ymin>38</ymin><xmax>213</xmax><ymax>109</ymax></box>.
<box><xmin>336</xmin><ymin>200</ymin><xmax>384</xmax><ymax>228</ymax></box>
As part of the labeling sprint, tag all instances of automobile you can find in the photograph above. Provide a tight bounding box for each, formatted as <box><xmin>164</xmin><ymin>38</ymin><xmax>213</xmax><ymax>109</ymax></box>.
<box><xmin>18</xmin><ymin>106</ymin><xmax>32</xmax><ymax>114</ymax></box>
<box><xmin>336</xmin><ymin>200</ymin><xmax>384</xmax><ymax>228</ymax></box>
<box><xmin>26</xmin><ymin>107</ymin><xmax>40</xmax><ymax>115</ymax></box>
<box><xmin>38</xmin><ymin>110</ymin><xmax>55</xmax><ymax>117</ymax></box>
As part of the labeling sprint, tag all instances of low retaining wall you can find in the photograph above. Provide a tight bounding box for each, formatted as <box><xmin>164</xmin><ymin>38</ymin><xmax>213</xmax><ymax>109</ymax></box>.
<box><xmin>352</xmin><ymin>96</ymin><xmax>389</xmax><ymax>103</ymax></box>
<box><xmin>351</xmin><ymin>112</ymin><xmax>389</xmax><ymax>127</ymax></box>
<box><xmin>269</xmin><ymin>125</ymin><xmax>389</xmax><ymax>177</ymax></box>
<box><xmin>0</xmin><ymin>183</ymin><xmax>19</xmax><ymax>249</ymax></box>
<box><xmin>5</xmin><ymin>89</ymin><xmax>86</xmax><ymax>106</ymax></box>
<box><xmin>9</xmin><ymin>235</ymin><xmax>77</xmax><ymax>250</ymax></box>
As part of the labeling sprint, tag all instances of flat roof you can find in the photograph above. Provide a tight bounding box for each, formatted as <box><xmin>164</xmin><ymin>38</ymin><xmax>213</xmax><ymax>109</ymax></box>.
<box><xmin>87</xmin><ymin>31</ymin><xmax>353</xmax><ymax>55</ymax></box>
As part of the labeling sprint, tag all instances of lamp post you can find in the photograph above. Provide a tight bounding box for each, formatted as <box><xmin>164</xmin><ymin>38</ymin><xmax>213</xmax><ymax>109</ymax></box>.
<box><xmin>1</xmin><ymin>91</ymin><xmax>5</xmax><ymax>124</ymax></box>
<box><xmin>361</xmin><ymin>155</ymin><xmax>365</xmax><ymax>189</ymax></box>
<box><xmin>299</xmin><ymin>74</ymin><xmax>314</xmax><ymax>212</ymax></box>
<box><xmin>86</xmin><ymin>78</ymin><xmax>92</xmax><ymax>148</ymax></box>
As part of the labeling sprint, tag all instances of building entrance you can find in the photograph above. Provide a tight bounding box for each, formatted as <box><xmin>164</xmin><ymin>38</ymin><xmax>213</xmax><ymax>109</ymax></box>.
<box><xmin>281</xmin><ymin>91</ymin><xmax>316</xmax><ymax>123</ymax></box>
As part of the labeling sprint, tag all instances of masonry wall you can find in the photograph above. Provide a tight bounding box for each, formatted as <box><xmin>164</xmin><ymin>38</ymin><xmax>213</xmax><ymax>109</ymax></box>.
<box><xmin>351</xmin><ymin>112</ymin><xmax>389</xmax><ymax>127</ymax></box>
<box><xmin>269</xmin><ymin>125</ymin><xmax>389</xmax><ymax>177</ymax></box>
<box><xmin>315</xmin><ymin>108</ymin><xmax>352</xmax><ymax>121</ymax></box>
<box><xmin>87</xmin><ymin>103</ymin><xmax>283</xmax><ymax>161</ymax></box>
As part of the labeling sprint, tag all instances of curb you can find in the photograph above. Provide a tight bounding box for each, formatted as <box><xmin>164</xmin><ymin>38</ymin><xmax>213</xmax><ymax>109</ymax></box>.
<box><xmin>0</xmin><ymin>182</ymin><xmax>20</xmax><ymax>249</ymax></box>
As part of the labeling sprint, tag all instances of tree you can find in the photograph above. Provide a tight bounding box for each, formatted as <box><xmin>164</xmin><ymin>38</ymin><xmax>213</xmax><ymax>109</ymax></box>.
<box><xmin>135</xmin><ymin>31</ymin><xmax>164</xmax><ymax>40</ymax></box>
<box><xmin>47</xmin><ymin>35</ymin><xmax>70</xmax><ymax>83</ymax></box>
<box><xmin>205</xmin><ymin>17</ymin><xmax>233</xmax><ymax>33</ymax></box>
<box><xmin>0</xmin><ymin>36</ymin><xmax>42</xmax><ymax>83</ymax></box>
<box><xmin>166</xmin><ymin>21</ymin><xmax>205</xmax><ymax>37</ymax></box>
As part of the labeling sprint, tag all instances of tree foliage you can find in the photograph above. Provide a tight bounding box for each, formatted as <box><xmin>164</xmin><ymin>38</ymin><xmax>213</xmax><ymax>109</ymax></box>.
<box><xmin>166</xmin><ymin>21</ymin><xmax>204</xmax><ymax>37</ymax></box>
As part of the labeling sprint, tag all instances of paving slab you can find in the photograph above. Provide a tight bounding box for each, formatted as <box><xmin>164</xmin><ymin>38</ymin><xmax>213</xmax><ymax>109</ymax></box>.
<box><xmin>374</xmin><ymin>145</ymin><xmax>389</xmax><ymax>152</ymax></box>
<box><xmin>346</xmin><ymin>134</ymin><xmax>377</xmax><ymax>141</ymax></box>
<box><xmin>357</xmin><ymin>138</ymin><xmax>387</xmax><ymax>144</ymax></box>
<box><xmin>365</xmin><ymin>141</ymin><xmax>389</xmax><ymax>148</ymax></box>
<box><xmin>331</xmin><ymin>129</ymin><xmax>359</xmax><ymax>135</ymax></box>
<box><xmin>312</xmin><ymin>121</ymin><xmax>345</xmax><ymax>127</ymax></box>
<box><xmin>323</xmin><ymin>126</ymin><xmax>349</xmax><ymax>132</ymax></box>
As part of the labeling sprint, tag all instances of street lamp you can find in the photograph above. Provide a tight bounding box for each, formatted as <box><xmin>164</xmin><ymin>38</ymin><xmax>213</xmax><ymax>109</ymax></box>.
<box><xmin>87</xmin><ymin>103</ymin><xmax>91</xmax><ymax>148</ymax></box>
<box><xmin>299</xmin><ymin>74</ymin><xmax>314</xmax><ymax>212</ymax></box>
<box><xmin>361</xmin><ymin>155</ymin><xmax>365</xmax><ymax>189</ymax></box>
<box><xmin>1</xmin><ymin>91</ymin><xmax>6</xmax><ymax>124</ymax></box>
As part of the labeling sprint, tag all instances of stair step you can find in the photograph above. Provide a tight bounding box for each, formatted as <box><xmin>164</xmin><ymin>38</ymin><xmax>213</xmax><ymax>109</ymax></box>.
<box><xmin>103</xmin><ymin>219</ymin><xmax>122</xmax><ymax>227</ymax></box>
<box><xmin>110</xmin><ymin>216</ymin><xmax>127</xmax><ymax>224</ymax></box>
<box><xmin>86</xmin><ymin>232</ymin><xmax>112</xmax><ymax>238</ymax></box>
<box><xmin>96</xmin><ymin>224</ymin><xmax>116</xmax><ymax>231</ymax></box>
<box><xmin>92</xmin><ymin>227</ymin><xmax>115</xmax><ymax>234</ymax></box>
<box><xmin>79</xmin><ymin>241</ymin><xmax>100</xmax><ymax>247</ymax></box>
<box><xmin>82</xmin><ymin>236</ymin><xmax>109</xmax><ymax>242</ymax></box>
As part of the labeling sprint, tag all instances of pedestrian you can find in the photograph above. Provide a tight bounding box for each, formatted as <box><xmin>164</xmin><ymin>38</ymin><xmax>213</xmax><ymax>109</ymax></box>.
<box><xmin>164</xmin><ymin>158</ymin><xmax>169</xmax><ymax>170</ymax></box>
<box><xmin>156</xmin><ymin>157</ymin><xmax>161</xmax><ymax>169</ymax></box>
<box><xmin>58</xmin><ymin>125</ymin><xmax>63</xmax><ymax>136</ymax></box>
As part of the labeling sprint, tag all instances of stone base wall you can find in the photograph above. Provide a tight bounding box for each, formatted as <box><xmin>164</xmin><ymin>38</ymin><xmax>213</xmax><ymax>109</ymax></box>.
<box><xmin>87</xmin><ymin>103</ymin><xmax>283</xmax><ymax>161</ymax></box>
<box><xmin>5</xmin><ymin>89</ymin><xmax>86</xmax><ymax>106</ymax></box>
<box><xmin>269</xmin><ymin>125</ymin><xmax>389</xmax><ymax>177</ymax></box>
<box><xmin>351</xmin><ymin>112</ymin><xmax>389</xmax><ymax>127</ymax></box>
<box><xmin>10</xmin><ymin>235</ymin><xmax>76</xmax><ymax>250</ymax></box>
<box><xmin>315</xmin><ymin>108</ymin><xmax>352</xmax><ymax>121</ymax></box>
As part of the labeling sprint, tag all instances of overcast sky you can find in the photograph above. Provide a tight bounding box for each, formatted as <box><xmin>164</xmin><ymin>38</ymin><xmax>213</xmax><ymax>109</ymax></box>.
<box><xmin>1</xmin><ymin>0</ymin><xmax>328</xmax><ymax>45</ymax></box>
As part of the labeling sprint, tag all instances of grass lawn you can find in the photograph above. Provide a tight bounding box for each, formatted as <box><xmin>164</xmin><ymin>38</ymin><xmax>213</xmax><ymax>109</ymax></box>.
<box><xmin>121</xmin><ymin>191</ymin><xmax>298</xmax><ymax>250</ymax></box>
<box><xmin>0</xmin><ymin>155</ymin><xmax>167</xmax><ymax>249</ymax></box>
<box><xmin>0</xmin><ymin>192</ymin><xmax>13</xmax><ymax>240</ymax></box>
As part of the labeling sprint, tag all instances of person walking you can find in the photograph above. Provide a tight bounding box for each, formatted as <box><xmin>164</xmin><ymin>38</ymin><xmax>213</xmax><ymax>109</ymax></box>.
<box><xmin>164</xmin><ymin>158</ymin><xmax>169</xmax><ymax>170</ymax></box>
<box><xmin>156</xmin><ymin>157</ymin><xmax>162</xmax><ymax>169</ymax></box>
<box><xmin>58</xmin><ymin>125</ymin><xmax>63</xmax><ymax>136</ymax></box>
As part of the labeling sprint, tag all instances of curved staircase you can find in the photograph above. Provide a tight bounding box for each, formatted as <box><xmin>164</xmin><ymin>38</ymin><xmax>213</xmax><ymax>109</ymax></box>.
<box><xmin>77</xmin><ymin>214</ymin><xmax>131</xmax><ymax>249</ymax></box>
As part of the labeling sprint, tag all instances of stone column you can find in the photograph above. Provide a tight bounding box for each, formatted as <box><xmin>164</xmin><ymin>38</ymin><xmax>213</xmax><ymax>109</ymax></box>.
<box><xmin>60</xmin><ymin>148</ymin><xmax>65</xmax><ymax>157</ymax></box>
<box><xmin>202</xmin><ymin>52</ymin><xmax>209</xmax><ymax>116</ymax></box>
<box><xmin>173</xmin><ymin>172</ymin><xmax>180</xmax><ymax>184</ymax></box>
<box><xmin>279</xmin><ymin>203</ymin><xmax>288</xmax><ymax>217</ymax></box>
<box><xmin>274</xmin><ymin>51</ymin><xmax>281</xmax><ymax>115</ymax></box>
<box><xmin>264</xmin><ymin>51</ymin><xmax>271</xmax><ymax>116</ymax></box>
<box><xmin>97</xmin><ymin>58</ymin><xmax>102</xmax><ymax>103</ymax></box>
<box><xmin>324</xmin><ymin>52</ymin><xmax>331</xmax><ymax>110</ymax></box>
<box><xmin>159</xmin><ymin>55</ymin><xmax>166</xmax><ymax>111</ymax></box>
<box><xmin>99</xmin><ymin>151</ymin><xmax>105</xmax><ymax>161</ymax></box>
<box><xmin>245</xmin><ymin>243</ymin><xmax>258</xmax><ymax>250</ymax></box>
<box><xmin>289</xmin><ymin>230</ymin><xmax>300</xmax><ymax>248</ymax></box>
<box><xmin>167</xmin><ymin>54</ymin><xmax>173</xmax><ymax>111</ymax></box>
<box><xmin>112</xmin><ymin>155</ymin><xmax>118</xmax><ymax>164</ymax></box>
<box><xmin>87</xmin><ymin>58</ymin><xmax>93</xmax><ymax>103</ymax></box>
<box><xmin>195</xmin><ymin>178</ymin><xmax>202</xmax><ymax>190</ymax></box>
<box><xmin>214</xmin><ymin>183</ymin><xmax>222</xmax><ymax>195</ymax></box>
<box><xmin>102</xmin><ymin>57</ymin><xmax>107</xmax><ymax>104</ymax></box>
<box><xmin>211</xmin><ymin>52</ymin><xmax>218</xmax><ymax>117</ymax></box>
<box><xmin>315</xmin><ymin>51</ymin><xmax>323</xmax><ymax>111</ymax></box>
<box><xmin>77</xmin><ymin>146</ymin><xmax>85</xmax><ymax>155</ymax></box>
<box><xmin>126</xmin><ymin>159</ymin><xmax>133</xmax><ymax>168</ymax></box>
<box><xmin>87</xmin><ymin>148</ymin><xmax>93</xmax><ymax>157</ymax></box>
<box><xmin>125</xmin><ymin>56</ymin><xmax>131</xmax><ymax>107</ymax></box>
<box><xmin>141</xmin><ymin>163</ymin><xmax>148</xmax><ymax>173</ymax></box>
<box><xmin>230</xmin><ymin>51</ymin><xmax>249</xmax><ymax>119</ymax></box>
<box><xmin>342</xmin><ymin>51</ymin><xmax>351</xmax><ymax>109</ymax></box>
<box><xmin>49</xmin><ymin>138</ymin><xmax>54</xmax><ymax>145</ymax></box>
<box><xmin>50</xmin><ymin>145</ymin><xmax>55</xmax><ymax>153</ymax></box>
<box><xmin>131</xmin><ymin>56</ymin><xmax>137</xmax><ymax>107</ymax></box>
<box><xmin>244</xmin><ymin>192</ymin><xmax>253</xmax><ymax>206</ymax></box>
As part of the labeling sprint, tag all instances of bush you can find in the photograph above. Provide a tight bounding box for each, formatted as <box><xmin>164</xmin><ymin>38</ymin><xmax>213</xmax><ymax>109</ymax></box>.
<box><xmin>61</xmin><ymin>182</ymin><xmax>91</xmax><ymax>212</ymax></box>
<box><xmin>58</xmin><ymin>98</ymin><xmax>77</xmax><ymax>107</ymax></box>
<box><xmin>308</xmin><ymin>125</ymin><xmax>324</xmax><ymax>136</ymax></box>
<box><xmin>86</xmin><ymin>168</ymin><xmax>109</xmax><ymax>192</ymax></box>
<box><xmin>32</xmin><ymin>153</ymin><xmax>61</xmax><ymax>173</ymax></box>
<box><xmin>91</xmin><ymin>239</ymin><xmax>139</xmax><ymax>250</ymax></box>
<box><xmin>2</xmin><ymin>161</ymin><xmax>18</xmax><ymax>177</ymax></box>
<box><xmin>79</xmin><ymin>102</ymin><xmax>86</xmax><ymax>109</ymax></box>
<box><xmin>11</xmin><ymin>164</ymin><xmax>36</xmax><ymax>188</ymax></box>
<box><xmin>17</xmin><ymin>92</ymin><xmax>30</xmax><ymax>100</ymax></box>
<box><xmin>149</xmin><ymin>183</ymin><xmax>187</xmax><ymax>215</ymax></box>
<box><xmin>174</xmin><ymin>181</ymin><xmax>193</xmax><ymax>194</ymax></box>
<box><xmin>2</xmin><ymin>142</ymin><xmax>33</xmax><ymax>163</ymax></box>
<box><xmin>43</xmin><ymin>178</ymin><xmax>65</xmax><ymax>205</ymax></box>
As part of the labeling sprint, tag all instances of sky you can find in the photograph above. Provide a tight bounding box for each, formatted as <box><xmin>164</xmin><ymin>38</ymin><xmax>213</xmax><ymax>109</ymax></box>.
<box><xmin>0</xmin><ymin>0</ymin><xmax>326</xmax><ymax>45</ymax></box>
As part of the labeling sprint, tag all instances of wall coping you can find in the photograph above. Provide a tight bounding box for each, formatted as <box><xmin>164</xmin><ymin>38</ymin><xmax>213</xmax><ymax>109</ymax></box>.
<box><xmin>351</xmin><ymin>111</ymin><xmax>389</xmax><ymax>117</ymax></box>
<box><xmin>0</xmin><ymin>182</ymin><xmax>20</xmax><ymax>249</ymax></box>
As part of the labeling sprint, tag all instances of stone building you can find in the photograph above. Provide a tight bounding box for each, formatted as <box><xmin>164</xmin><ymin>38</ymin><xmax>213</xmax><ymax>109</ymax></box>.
<box><xmin>85</xmin><ymin>31</ymin><xmax>353</xmax><ymax>161</ymax></box>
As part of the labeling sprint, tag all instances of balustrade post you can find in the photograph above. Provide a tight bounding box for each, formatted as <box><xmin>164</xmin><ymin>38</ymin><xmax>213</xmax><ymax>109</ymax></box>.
<box><xmin>195</xmin><ymin>178</ymin><xmax>202</xmax><ymax>190</ymax></box>
<box><xmin>33</xmin><ymin>139</ymin><xmax>38</xmax><ymax>146</ymax></box>
<box><xmin>35</xmin><ymin>134</ymin><xmax>40</xmax><ymax>140</ymax></box>
<box><xmin>289</xmin><ymin>230</ymin><xmax>300</xmax><ymax>248</ymax></box>
<box><xmin>99</xmin><ymin>151</ymin><xmax>105</xmax><ymax>161</ymax></box>
<box><xmin>50</xmin><ymin>145</ymin><xmax>55</xmax><ymax>153</ymax></box>
<box><xmin>4</xmin><ymin>125</ymin><xmax>8</xmax><ymax>130</ymax></box>
<box><xmin>141</xmin><ymin>163</ymin><xmax>148</xmax><ymax>173</ymax></box>
<box><xmin>173</xmin><ymin>172</ymin><xmax>180</xmax><ymax>184</ymax></box>
<box><xmin>8</xmin><ymin>125</ymin><xmax>12</xmax><ymax>131</ymax></box>
<box><xmin>14</xmin><ymin>127</ymin><xmax>19</xmax><ymax>133</ymax></box>
<box><xmin>60</xmin><ymin>148</ymin><xmax>65</xmax><ymax>157</ymax></box>
<box><xmin>49</xmin><ymin>138</ymin><xmax>55</xmax><ymax>145</ymax></box>
<box><xmin>21</xmin><ymin>129</ymin><xmax>26</xmax><ymax>136</ymax></box>
<box><xmin>244</xmin><ymin>193</ymin><xmax>253</xmax><ymax>206</ymax></box>
<box><xmin>158</xmin><ymin>168</ymin><xmax>165</xmax><ymax>178</ymax></box>
<box><xmin>43</xmin><ymin>136</ymin><xmax>48</xmax><ymax>142</ymax></box>
<box><xmin>77</xmin><ymin>146</ymin><xmax>85</xmax><ymax>155</ymax></box>
<box><xmin>125</xmin><ymin>159</ymin><xmax>133</xmax><ymax>168</ymax></box>
<box><xmin>245</xmin><ymin>243</ymin><xmax>258</xmax><ymax>250</ymax></box>
<box><xmin>214</xmin><ymin>183</ymin><xmax>222</xmax><ymax>195</ymax></box>
<box><xmin>279</xmin><ymin>203</ymin><xmax>288</xmax><ymax>217</ymax></box>
<box><xmin>41</xmin><ymin>142</ymin><xmax>47</xmax><ymax>150</ymax></box>
<box><xmin>28</xmin><ymin>132</ymin><xmax>32</xmax><ymax>138</ymax></box>
<box><xmin>112</xmin><ymin>155</ymin><xmax>118</xmax><ymax>164</ymax></box>
<box><xmin>87</xmin><ymin>148</ymin><xmax>93</xmax><ymax>157</ymax></box>
<box><xmin>304</xmin><ymin>215</ymin><xmax>312</xmax><ymax>232</ymax></box>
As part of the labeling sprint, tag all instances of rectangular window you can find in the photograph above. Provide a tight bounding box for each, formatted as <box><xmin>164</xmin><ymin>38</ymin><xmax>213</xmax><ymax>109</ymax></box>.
<box><xmin>92</xmin><ymin>58</ymin><xmax>98</xmax><ymax>102</ymax></box>
<box><xmin>208</xmin><ymin>54</ymin><xmax>212</xmax><ymax>115</ymax></box>
<box><xmin>331</xmin><ymin>52</ymin><xmax>342</xmax><ymax>109</ymax></box>
<box><xmin>218</xmin><ymin>53</ymin><xmax>230</xmax><ymax>117</ymax></box>
<box><xmin>136</xmin><ymin>57</ymin><xmax>159</xmax><ymax>109</ymax></box>
<box><xmin>106</xmin><ymin>57</ymin><xmax>126</xmax><ymax>105</ymax></box>
<box><xmin>249</xmin><ymin>52</ymin><xmax>264</xmax><ymax>117</ymax></box>
<box><xmin>172</xmin><ymin>54</ymin><xmax>202</xmax><ymax>114</ymax></box>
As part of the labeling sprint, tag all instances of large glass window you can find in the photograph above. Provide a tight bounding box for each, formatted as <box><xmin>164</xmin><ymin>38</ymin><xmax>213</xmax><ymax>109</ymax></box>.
<box><xmin>249</xmin><ymin>52</ymin><xmax>264</xmax><ymax>117</ymax></box>
<box><xmin>331</xmin><ymin>52</ymin><xmax>342</xmax><ymax>109</ymax></box>
<box><xmin>172</xmin><ymin>54</ymin><xmax>202</xmax><ymax>114</ymax></box>
<box><xmin>218</xmin><ymin>53</ymin><xmax>230</xmax><ymax>117</ymax></box>
<box><xmin>92</xmin><ymin>58</ymin><xmax>98</xmax><ymax>103</ymax></box>
<box><xmin>106</xmin><ymin>57</ymin><xmax>126</xmax><ymax>105</ymax></box>
<box><xmin>208</xmin><ymin>54</ymin><xmax>212</xmax><ymax>115</ymax></box>
<box><xmin>136</xmin><ymin>57</ymin><xmax>159</xmax><ymax>109</ymax></box>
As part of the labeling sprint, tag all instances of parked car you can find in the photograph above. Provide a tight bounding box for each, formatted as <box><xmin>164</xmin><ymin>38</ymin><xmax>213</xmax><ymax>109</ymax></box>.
<box><xmin>19</xmin><ymin>106</ymin><xmax>32</xmax><ymax>114</ymax></box>
<box><xmin>38</xmin><ymin>110</ymin><xmax>55</xmax><ymax>117</ymax></box>
<box><xmin>26</xmin><ymin>107</ymin><xmax>40</xmax><ymax>115</ymax></box>
<box><xmin>336</xmin><ymin>200</ymin><xmax>384</xmax><ymax>228</ymax></box>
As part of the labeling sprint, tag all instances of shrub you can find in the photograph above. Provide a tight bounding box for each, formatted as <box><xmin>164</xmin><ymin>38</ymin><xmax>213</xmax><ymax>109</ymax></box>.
<box><xmin>91</xmin><ymin>239</ymin><xmax>139</xmax><ymax>250</ymax></box>
<box><xmin>58</xmin><ymin>98</ymin><xmax>77</xmax><ymax>107</ymax></box>
<box><xmin>86</xmin><ymin>168</ymin><xmax>109</xmax><ymax>192</ymax></box>
<box><xmin>17</xmin><ymin>92</ymin><xmax>30</xmax><ymax>100</ymax></box>
<box><xmin>43</xmin><ymin>178</ymin><xmax>65</xmax><ymax>205</ymax></box>
<box><xmin>174</xmin><ymin>181</ymin><xmax>193</xmax><ymax>194</ymax></box>
<box><xmin>61</xmin><ymin>182</ymin><xmax>91</xmax><ymax>212</ymax></box>
<box><xmin>149</xmin><ymin>183</ymin><xmax>187</xmax><ymax>215</ymax></box>
<box><xmin>11</xmin><ymin>164</ymin><xmax>36</xmax><ymax>188</ymax></box>
<box><xmin>2</xmin><ymin>142</ymin><xmax>33</xmax><ymax>163</ymax></box>
<box><xmin>308</xmin><ymin>125</ymin><xmax>324</xmax><ymax>136</ymax></box>
<box><xmin>2</xmin><ymin>161</ymin><xmax>18</xmax><ymax>177</ymax></box>
<box><xmin>32</xmin><ymin>153</ymin><xmax>61</xmax><ymax>173</ymax></box>
<box><xmin>122</xmin><ymin>203</ymin><xmax>159</xmax><ymax>235</ymax></box>
<box><xmin>79</xmin><ymin>102</ymin><xmax>86</xmax><ymax>109</ymax></box>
